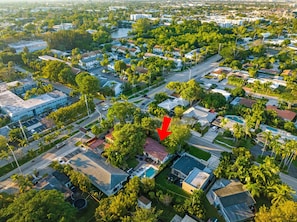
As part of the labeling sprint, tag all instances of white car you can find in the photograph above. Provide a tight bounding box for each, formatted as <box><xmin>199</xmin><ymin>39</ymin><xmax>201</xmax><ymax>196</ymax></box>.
<box><xmin>102</xmin><ymin>105</ymin><xmax>109</xmax><ymax>111</ymax></box>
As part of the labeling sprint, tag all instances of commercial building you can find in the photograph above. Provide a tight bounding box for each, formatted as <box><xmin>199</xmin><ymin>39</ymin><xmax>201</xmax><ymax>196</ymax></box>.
<box><xmin>8</xmin><ymin>40</ymin><xmax>47</xmax><ymax>53</ymax></box>
<box><xmin>0</xmin><ymin>90</ymin><xmax>68</xmax><ymax>121</ymax></box>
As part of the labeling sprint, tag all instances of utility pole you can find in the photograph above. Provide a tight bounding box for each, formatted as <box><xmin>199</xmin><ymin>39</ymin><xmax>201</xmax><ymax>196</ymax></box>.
<box><xmin>19</xmin><ymin>120</ymin><xmax>28</xmax><ymax>142</ymax></box>
<box><xmin>187</xmin><ymin>67</ymin><xmax>192</xmax><ymax>81</ymax></box>
<box><xmin>84</xmin><ymin>94</ymin><xmax>90</xmax><ymax>116</ymax></box>
<box><xmin>7</xmin><ymin>143</ymin><xmax>22</xmax><ymax>175</ymax></box>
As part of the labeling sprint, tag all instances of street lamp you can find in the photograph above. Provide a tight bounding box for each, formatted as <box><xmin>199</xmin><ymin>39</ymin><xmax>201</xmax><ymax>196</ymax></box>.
<box><xmin>95</xmin><ymin>107</ymin><xmax>103</xmax><ymax>122</ymax></box>
<box><xmin>187</xmin><ymin>67</ymin><xmax>192</xmax><ymax>81</ymax></box>
<box><xmin>7</xmin><ymin>143</ymin><xmax>22</xmax><ymax>175</ymax></box>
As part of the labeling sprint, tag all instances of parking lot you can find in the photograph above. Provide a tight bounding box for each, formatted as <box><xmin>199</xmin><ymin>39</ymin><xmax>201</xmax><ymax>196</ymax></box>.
<box><xmin>10</xmin><ymin>117</ymin><xmax>48</xmax><ymax>138</ymax></box>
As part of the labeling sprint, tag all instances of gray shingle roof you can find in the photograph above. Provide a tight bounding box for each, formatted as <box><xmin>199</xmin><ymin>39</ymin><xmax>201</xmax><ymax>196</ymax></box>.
<box><xmin>69</xmin><ymin>151</ymin><xmax>128</xmax><ymax>196</ymax></box>
<box><xmin>172</xmin><ymin>154</ymin><xmax>206</xmax><ymax>176</ymax></box>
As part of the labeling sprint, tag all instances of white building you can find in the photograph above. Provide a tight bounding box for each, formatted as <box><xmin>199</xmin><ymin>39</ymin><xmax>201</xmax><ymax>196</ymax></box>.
<box><xmin>8</xmin><ymin>40</ymin><xmax>47</xmax><ymax>53</ymax></box>
<box><xmin>185</xmin><ymin>49</ymin><xmax>200</xmax><ymax>60</ymax></box>
<box><xmin>130</xmin><ymin>14</ymin><xmax>152</xmax><ymax>21</ymax></box>
<box><xmin>0</xmin><ymin>90</ymin><xmax>67</xmax><ymax>121</ymax></box>
<box><xmin>183</xmin><ymin>106</ymin><xmax>217</xmax><ymax>127</ymax></box>
<box><xmin>211</xmin><ymin>89</ymin><xmax>231</xmax><ymax>101</ymax></box>
<box><xmin>79</xmin><ymin>50</ymin><xmax>102</xmax><ymax>70</ymax></box>
<box><xmin>103</xmin><ymin>81</ymin><xmax>122</xmax><ymax>96</ymax></box>
<box><xmin>52</xmin><ymin>23</ymin><xmax>74</xmax><ymax>31</ymax></box>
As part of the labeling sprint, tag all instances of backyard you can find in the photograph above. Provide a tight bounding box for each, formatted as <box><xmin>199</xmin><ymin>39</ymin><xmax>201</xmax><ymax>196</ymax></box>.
<box><xmin>155</xmin><ymin>167</ymin><xmax>223</xmax><ymax>221</ymax></box>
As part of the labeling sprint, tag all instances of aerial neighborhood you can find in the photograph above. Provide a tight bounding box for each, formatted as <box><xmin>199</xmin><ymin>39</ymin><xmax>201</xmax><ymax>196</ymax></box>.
<box><xmin>0</xmin><ymin>0</ymin><xmax>297</xmax><ymax>221</ymax></box>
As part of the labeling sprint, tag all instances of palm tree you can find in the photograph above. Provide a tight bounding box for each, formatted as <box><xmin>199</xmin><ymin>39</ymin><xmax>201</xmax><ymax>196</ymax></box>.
<box><xmin>261</xmin><ymin>131</ymin><xmax>273</xmax><ymax>157</ymax></box>
<box><xmin>269</xmin><ymin>135</ymin><xmax>281</xmax><ymax>158</ymax></box>
<box><xmin>244</xmin><ymin>182</ymin><xmax>261</xmax><ymax>198</ymax></box>
<box><xmin>11</xmin><ymin>174</ymin><xmax>33</xmax><ymax>193</ymax></box>
<box><xmin>220</xmin><ymin>118</ymin><xmax>229</xmax><ymax>128</ymax></box>
<box><xmin>244</xmin><ymin>116</ymin><xmax>254</xmax><ymax>139</ymax></box>
<box><xmin>268</xmin><ymin>184</ymin><xmax>295</xmax><ymax>206</ymax></box>
<box><xmin>233</xmin><ymin>123</ymin><xmax>244</xmax><ymax>145</ymax></box>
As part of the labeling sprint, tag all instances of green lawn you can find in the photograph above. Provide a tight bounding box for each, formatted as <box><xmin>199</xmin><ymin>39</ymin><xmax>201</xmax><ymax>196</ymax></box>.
<box><xmin>238</xmin><ymin>138</ymin><xmax>255</xmax><ymax>149</ymax></box>
<box><xmin>293</xmin><ymin>159</ymin><xmax>297</xmax><ymax>167</ymax></box>
<box><xmin>126</xmin><ymin>158</ymin><xmax>139</xmax><ymax>169</ymax></box>
<box><xmin>204</xmin><ymin>198</ymin><xmax>225</xmax><ymax>222</ymax></box>
<box><xmin>155</xmin><ymin>167</ymin><xmax>190</xmax><ymax>199</ymax></box>
<box><xmin>153</xmin><ymin>200</ymin><xmax>177</xmax><ymax>222</ymax></box>
<box><xmin>76</xmin><ymin>197</ymin><xmax>98</xmax><ymax>222</ymax></box>
<box><xmin>214</xmin><ymin>135</ymin><xmax>235</xmax><ymax>148</ymax></box>
<box><xmin>187</xmin><ymin>145</ymin><xmax>211</xmax><ymax>161</ymax></box>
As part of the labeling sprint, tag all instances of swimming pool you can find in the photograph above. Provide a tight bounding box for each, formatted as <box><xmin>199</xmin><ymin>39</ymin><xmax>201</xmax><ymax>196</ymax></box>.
<box><xmin>140</xmin><ymin>167</ymin><xmax>157</xmax><ymax>179</ymax></box>
<box><xmin>225</xmin><ymin>115</ymin><xmax>244</xmax><ymax>124</ymax></box>
<box><xmin>266</xmin><ymin>126</ymin><xmax>278</xmax><ymax>132</ymax></box>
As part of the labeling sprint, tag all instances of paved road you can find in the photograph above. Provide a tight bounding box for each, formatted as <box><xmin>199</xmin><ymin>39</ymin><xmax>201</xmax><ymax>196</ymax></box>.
<box><xmin>130</xmin><ymin>54</ymin><xmax>221</xmax><ymax>102</ymax></box>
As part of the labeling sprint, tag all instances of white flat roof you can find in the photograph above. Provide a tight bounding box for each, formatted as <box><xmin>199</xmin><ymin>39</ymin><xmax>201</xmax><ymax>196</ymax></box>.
<box><xmin>0</xmin><ymin>90</ymin><xmax>67</xmax><ymax>116</ymax></box>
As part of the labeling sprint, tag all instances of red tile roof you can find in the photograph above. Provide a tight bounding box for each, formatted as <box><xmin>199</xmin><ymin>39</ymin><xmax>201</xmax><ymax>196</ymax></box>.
<box><xmin>144</xmin><ymin>137</ymin><xmax>168</xmax><ymax>162</ymax></box>
<box><xmin>266</xmin><ymin>105</ymin><xmax>297</xmax><ymax>121</ymax></box>
<box><xmin>88</xmin><ymin>139</ymin><xmax>104</xmax><ymax>149</ymax></box>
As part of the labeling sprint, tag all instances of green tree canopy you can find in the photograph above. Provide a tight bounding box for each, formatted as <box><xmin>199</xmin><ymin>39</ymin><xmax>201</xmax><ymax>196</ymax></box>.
<box><xmin>255</xmin><ymin>200</ymin><xmax>297</xmax><ymax>222</ymax></box>
<box><xmin>163</xmin><ymin>123</ymin><xmax>190</xmax><ymax>153</ymax></box>
<box><xmin>107</xmin><ymin>102</ymin><xmax>137</xmax><ymax>124</ymax></box>
<box><xmin>0</xmin><ymin>189</ymin><xmax>76</xmax><ymax>222</ymax></box>
<box><xmin>75</xmin><ymin>72</ymin><xmax>100</xmax><ymax>95</ymax></box>
<box><xmin>107</xmin><ymin>123</ymin><xmax>146</xmax><ymax>167</ymax></box>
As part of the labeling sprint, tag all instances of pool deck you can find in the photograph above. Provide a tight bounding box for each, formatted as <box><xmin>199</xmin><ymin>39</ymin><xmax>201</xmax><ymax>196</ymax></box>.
<box><xmin>132</xmin><ymin>163</ymin><xmax>158</xmax><ymax>178</ymax></box>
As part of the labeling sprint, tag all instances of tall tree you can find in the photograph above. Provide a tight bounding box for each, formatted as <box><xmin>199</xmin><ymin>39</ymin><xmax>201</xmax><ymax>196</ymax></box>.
<box><xmin>0</xmin><ymin>190</ymin><xmax>76</xmax><ymax>222</ymax></box>
<box><xmin>255</xmin><ymin>200</ymin><xmax>297</xmax><ymax>222</ymax></box>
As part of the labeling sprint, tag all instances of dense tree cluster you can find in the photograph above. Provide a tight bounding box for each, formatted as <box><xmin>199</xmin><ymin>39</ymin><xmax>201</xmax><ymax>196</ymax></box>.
<box><xmin>48</xmin><ymin>97</ymin><xmax>94</xmax><ymax>125</ymax></box>
<box><xmin>106</xmin><ymin>123</ymin><xmax>146</xmax><ymax>167</ymax></box>
<box><xmin>214</xmin><ymin>148</ymin><xmax>295</xmax><ymax>204</ymax></box>
<box><xmin>42</xmin><ymin>61</ymin><xmax>76</xmax><ymax>86</ymax></box>
<box><xmin>95</xmin><ymin>177</ymin><xmax>161</xmax><ymax>222</ymax></box>
<box><xmin>24</xmin><ymin>82</ymin><xmax>53</xmax><ymax>100</ymax></box>
<box><xmin>45</xmin><ymin>30</ymin><xmax>93</xmax><ymax>51</ymax></box>
<box><xmin>167</xmin><ymin>79</ymin><xmax>204</xmax><ymax>105</ymax></box>
<box><xmin>0</xmin><ymin>190</ymin><xmax>76</xmax><ymax>222</ymax></box>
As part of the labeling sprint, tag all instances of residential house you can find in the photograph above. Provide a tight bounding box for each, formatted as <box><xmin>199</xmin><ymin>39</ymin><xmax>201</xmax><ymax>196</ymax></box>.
<box><xmin>211</xmin><ymin>89</ymin><xmax>231</xmax><ymax>101</ymax></box>
<box><xmin>35</xmin><ymin>174</ymin><xmax>72</xmax><ymax>199</ymax></box>
<box><xmin>144</xmin><ymin>137</ymin><xmax>170</xmax><ymax>164</ymax></box>
<box><xmin>258</xmin><ymin>68</ymin><xmax>280</xmax><ymax>76</ymax></box>
<box><xmin>227</xmin><ymin>70</ymin><xmax>249</xmax><ymax>80</ymax></box>
<box><xmin>144</xmin><ymin>53</ymin><xmax>183</xmax><ymax>70</ymax></box>
<box><xmin>158</xmin><ymin>97</ymin><xmax>189</xmax><ymax>112</ymax></box>
<box><xmin>52</xmin><ymin>23</ymin><xmax>74</xmax><ymax>31</ymax></box>
<box><xmin>153</xmin><ymin>45</ymin><xmax>163</xmax><ymax>54</ymax></box>
<box><xmin>138</xmin><ymin>196</ymin><xmax>152</xmax><ymax>209</ymax></box>
<box><xmin>182</xmin><ymin>167</ymin><xmax>211</xmax><ymax>194</ymax></box>
<box><xmin>78</xmin><ymin>50</ymin><xmax>101</xmax><ymax>70</ymax></box>
<box><xmin>102</xmin><ymin>80</ymin><xmax>122</xmax><ymax>97</ymax></box>
<box><xmin>266</xmin><ymin>105</ymin><xmax>296</xmax><ymax>121</ymax></box>
<box><xmin>281</xmin><ymin>69</ymin><xmax>293</xmax><ymax>77</ymax></box>
<box><xmin>211</xmin><ymin>67</ymin><xmax>232</xmax><ymax>79</ymax></box>
<box><xmin>52</xmin><ymin>171</ymin><xmax>72</xmax><ymax>188</ymax></box>
<box><xmin>211</xmin><ymin>181</ymin><xmax>256</xmax><ymax>222</ymax></box>
<box><xmin>171</xmin><ymin>153</ymin><xmax>208</xmax><ymax>180</ymax></box>
<box><xmin>230</xmin><ymin>97</ymin><xmax>256</xmax><ymax>108</ymax></box>
<box><xmin>182</xmin><ymin>106</ymin><xmax>217</xmax><ymax>128</ymax></box>
<box><xmin>68</xmin><ymin>150</ymin><xmax>128</xmax><ymax>196</ymax></box>
<box><xmin>185</xmin><ymin>49</ymin><xmax>200</xmax><ymax>60</ymax></box>
<box><xmin>171</xmin><ymin>214</ymin><xmax>198</xmax><ymax>222</ymax></box>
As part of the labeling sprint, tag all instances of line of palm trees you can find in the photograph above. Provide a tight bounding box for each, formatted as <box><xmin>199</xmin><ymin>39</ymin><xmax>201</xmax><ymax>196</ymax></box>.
<box><xmin>261</xmin><ymin>130</ymin><xmax>297</xmax><ymax>170</ymax></box>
